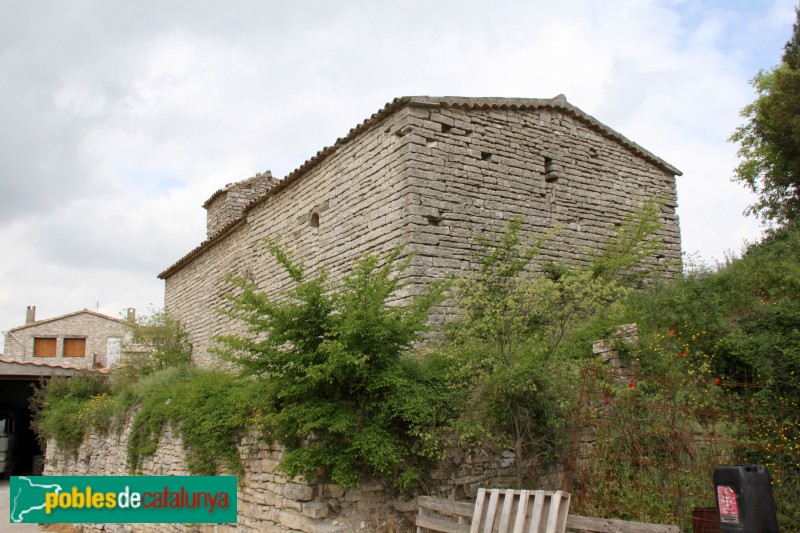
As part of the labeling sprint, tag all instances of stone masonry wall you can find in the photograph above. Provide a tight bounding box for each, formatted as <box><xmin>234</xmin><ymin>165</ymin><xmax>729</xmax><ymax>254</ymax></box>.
<box><xmin>399</xmin><ymin>105</ymin><xmax>681</xmax><ymax>323</ymax></box>
<box><xmin>163</xmin><ymin>98</ymin><xmax>681</xmax><ymax>367</ymax></box>
<box><xmin>205</xmin><ymin>173</ymin><xmax>279</xmax><ymax>238</ymax></box>
<box><xmin>44</xmin><ymin>420</ymin><xmax>520</xmax><ymax>532</ymax></box>
<box><xmin>165</xmin><ymin>107</ymin><xmax>417</xmax><ymax>367</ymax></box>
<box><xmin>2</xmin><ymin>311</ymin><xmax>126</xmax><ymax>369</ymax></box>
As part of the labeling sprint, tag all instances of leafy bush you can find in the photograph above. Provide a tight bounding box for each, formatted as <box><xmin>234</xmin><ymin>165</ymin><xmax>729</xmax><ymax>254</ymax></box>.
<box><xmin>440</xmin><ymin>201</ymin><xmax>665</xmax><ymax>481</ymax></box>
<box><xmin>215</xmin><ymin>244</ymin><xmax>451</xmax><ymax>489</ymax></box>
<box><xmin>30</xmin><ymin>373</ymin><xmax>112</xmax><ymax>452</ymax></box>
<box><xmin>582</xmin><ymin>222</ymin><xmax>800</xmax><ymax>527</ymax></box>
<box><xmin>117</xmin><ymin>308</ymin><xmax>193</xmax><ymax>382</ymax></box>
<box><xmin>36</xmin><ymin>199</ymin><xmax>799</xmax><ymax>526</ymax></box>
<box><xmin>126</xmin><ymin>366</ymin><xmax>263</xmax><ymax>475</ymax></box>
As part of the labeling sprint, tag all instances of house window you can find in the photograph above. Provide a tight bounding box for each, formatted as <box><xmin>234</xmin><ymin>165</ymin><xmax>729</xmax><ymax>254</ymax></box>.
<box><xmin>33</xmin><ymin>338</ymin><xmax>57</xmax><ymax>357</ymax></box>
<box><xmin>63</xmin><ymin>338</ymin><xmax>87</xmax><ymax>357</ymax></box>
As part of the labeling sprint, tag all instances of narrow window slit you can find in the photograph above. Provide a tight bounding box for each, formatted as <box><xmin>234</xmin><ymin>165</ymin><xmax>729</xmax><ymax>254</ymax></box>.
<box><xmin>544</xmin><ymin>157</ymin><xmax>559</xmax><ymax>183</ymax></box>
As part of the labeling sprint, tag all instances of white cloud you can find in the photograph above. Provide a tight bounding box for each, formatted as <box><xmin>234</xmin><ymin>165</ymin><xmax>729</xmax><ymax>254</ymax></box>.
<box><xmin>0</xmin><ymin>0</ymin><xmax>796</xmax><ymax>346</ymax></box>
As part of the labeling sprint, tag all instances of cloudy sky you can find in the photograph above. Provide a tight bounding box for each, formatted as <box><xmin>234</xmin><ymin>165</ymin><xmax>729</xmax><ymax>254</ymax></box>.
<box><xmin>0</xmin><ymin>0</ymin><xmax>795</xmax><ymax>346</ymax></box>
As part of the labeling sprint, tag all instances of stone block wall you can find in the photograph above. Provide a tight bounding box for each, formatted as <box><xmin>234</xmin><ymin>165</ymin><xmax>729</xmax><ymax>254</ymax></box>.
<box><xmin>591</xmin><ymin>323</ymin><xmax>639</xmax><ymax>372</ymax></box>
<box><xmin>163</xmin><ymin>106</ymin><xmax>417</xmax><ymax>367</ymax></box>
<box><xmin>205</xmin><ymin>173</ymin><xmax>279</xmax><ymax>238</ymax></box>
<box><xmin>2</xmin><ymin>311</ymin><xmax>126</xmax><ymax>369</ymax></box>
<box><xmin>44</xmin><ymin>419</ymin><xmax>521</xmax><ymax>532</ymax></box>
<box><xmin>399</xmin><ymin>103</ymin><xmax>681</xmax><ymax>323</ymax></box>
<box><xmin>161</xmin><ymin>97</ymin><xmax>681</xmax><ymax>368</ymax></box>
<box><xmin>566</xmin><ymin>324</ymin><xmax>641</xmax><ymax>478</ymax></box>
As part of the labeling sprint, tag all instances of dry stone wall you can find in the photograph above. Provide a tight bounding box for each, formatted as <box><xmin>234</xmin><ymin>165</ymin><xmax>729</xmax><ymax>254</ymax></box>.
<box><xmin>205</xmin><ymin>173</ymin><xmax>279</xmax><ymax>238</ymax></box>
<box><xmin>162</xmin><ymin>97</ymin><xmax>681</xmax><ymax>367</ymax></box>
<box><xmin>566</xmin><ymin>324</ymin><xmax>641</xmax><ymax>479</ymax></box>
<box><xmin>400</xmin><ymin>105</ymin><xmax>681</xmax><ymax>322</ymax></box>
<box><xmin>164</xmin><ymin>107</ymin><xmax>417</xmax><ymax>367</ymax></box>
<box><xmin>44</xmin><ymin>419</ymin><xmax>521</xmax><ymax>532</ymax></box>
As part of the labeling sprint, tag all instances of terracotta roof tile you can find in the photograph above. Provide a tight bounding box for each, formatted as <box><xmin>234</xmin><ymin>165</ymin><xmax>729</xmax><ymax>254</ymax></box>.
<box><xmin>0</xmin><ymin>359</ymin><xmax>110</xmax><ymax>374</ymax></box>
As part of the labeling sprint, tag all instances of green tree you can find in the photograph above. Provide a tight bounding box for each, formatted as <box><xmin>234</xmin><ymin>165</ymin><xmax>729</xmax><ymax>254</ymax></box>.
<box><xmin>442</xmin><ymin>201</ymin><xmax>665</xmax><ymax>481</ymax></box>
<box><xmin>214</xmin><ymin>244</ymin><xmax>450</xmax><ymax>489</ymax></box>
<box><xmin>730</xmin><ymin>8</ymin><xmax>800</xmax><ymax>226</ymax></box>
<box><xmin>119</xmin><ymin>309</ymin><xmax>193</xmax><ymax>380</ymax></box>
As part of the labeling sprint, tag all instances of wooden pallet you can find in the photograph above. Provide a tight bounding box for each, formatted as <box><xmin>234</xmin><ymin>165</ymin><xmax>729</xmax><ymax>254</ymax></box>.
<box><xmin>416</xmin><ymin>496</ymin><xmax>473</xmax><ymax>533</ymax></box>
<box><xmin>417</xmin><ymin>489</ymin><xmax>570</xmax><ymax>533</ymax></box>
<box><xmin>416</xmin><ymin>490</ymin><xmax>680</xmax><ymax>533</ymax></box>
<box><xmin>565</xmin><ymin>515</ymin><xmax>680</xmax><ymax>533</ymax></box>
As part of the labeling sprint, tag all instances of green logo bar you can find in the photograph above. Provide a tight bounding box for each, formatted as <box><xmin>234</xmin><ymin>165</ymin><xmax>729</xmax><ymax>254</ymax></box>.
<box><xmin>9</xmin><ymin>476</ymin><xmax>237</xmax><ymax>524</ymax></box>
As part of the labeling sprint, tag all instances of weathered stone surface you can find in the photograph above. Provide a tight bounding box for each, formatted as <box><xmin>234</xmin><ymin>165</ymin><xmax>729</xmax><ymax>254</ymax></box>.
<box><xmin>44</xmin><ymin>419</ymin><xmax>526</xmax><ymax>532</ymax></box>
<box><xmin>302</xmin><ymin>501</ymin><xmax>330</xmax><ymax>519</ymax></box>
<box><xmin>284</xmin><ymin>483</ymin><xmax>315</xmax><ymax>502</ymax></box>
<box><xmin>160</xmin><ymin>96</ymin><xmax>682</xmax><ymax>369</ymax></box>
<box><xmin>205</xmin><ymin>172</ymin><xmax>279</xmax><ymax>238</ymax></box>
<box><xmin>279</xmin><ymin>509</ymin><xmax>317</xmax><ymax>532</ymax></box>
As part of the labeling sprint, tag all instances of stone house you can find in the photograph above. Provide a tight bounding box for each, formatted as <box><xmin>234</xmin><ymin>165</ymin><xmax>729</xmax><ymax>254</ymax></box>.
<box><xmin>159</xmin><ymin>95</ymin><xmax>683</xmax><ymax>367</ymax></box>
<box><xmin>2</xmin><ymin>306</ymin><xmax>129</xmax><ymax>370</ymax></box>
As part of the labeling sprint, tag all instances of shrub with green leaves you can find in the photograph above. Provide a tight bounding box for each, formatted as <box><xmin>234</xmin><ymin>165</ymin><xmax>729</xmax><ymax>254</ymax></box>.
<box><xmin>441</xmin><ymin>200</ymin><xmax>666</xmax><ymax>481</ymax></box>
<box><xmin>215</xmin><ymin>244</ymin><xmax>451</xmax><ymax>490</ymax></box>
<box><xmin>118</xmin><ymin>308</ymin><xmax>193</xmax><ymax>382</ymax></box>
<box><xmin>616</xmin><ymin>223</ymin><xmax>800</xmax><ymax>526</ymax></box>
<box><xmin>126</xmin><ymin>366</ymin><xmax>263</xmax><ymax>475</ymax></box>
<box><xmin>30</xmin><ymin>373</ymin><xmax>112</xmax><ymax>452</ymax></box>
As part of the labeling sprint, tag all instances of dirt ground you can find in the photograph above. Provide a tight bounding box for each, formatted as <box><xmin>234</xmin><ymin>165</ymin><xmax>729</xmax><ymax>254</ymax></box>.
<box><xmin>41</xmin><ymin>525</ymin><xmax>81</xmax><ymax>533</ymax></box>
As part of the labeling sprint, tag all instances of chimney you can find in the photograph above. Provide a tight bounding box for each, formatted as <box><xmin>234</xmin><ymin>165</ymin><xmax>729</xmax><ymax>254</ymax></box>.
<box><xmin>126</xmin><ymin>308</ymin><xmax>136</xmax><ymax>323</ymax></box>
<box><xmin>26</xmin><ymin>305</ymin><xmax>36</xmax><ymax>324</ymax></box>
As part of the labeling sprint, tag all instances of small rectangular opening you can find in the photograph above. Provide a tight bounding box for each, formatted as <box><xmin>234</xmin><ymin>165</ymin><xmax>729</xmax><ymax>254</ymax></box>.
<box><xmin>481</xmin><ymin>151</ymin><xmax>492</xmax><ymax>161</ymax></box>
<box><xmin>544</xmin><ymin>157</ymin><xmax>558</xmax><ymax>183</ymax></box>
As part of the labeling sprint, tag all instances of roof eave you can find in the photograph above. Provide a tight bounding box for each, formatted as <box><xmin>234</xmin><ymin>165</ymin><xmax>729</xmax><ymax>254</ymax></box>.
<box><xmin>158</xmin><ymin>95</ymin><xmax>682</xmax><ymax>278</ymax></box>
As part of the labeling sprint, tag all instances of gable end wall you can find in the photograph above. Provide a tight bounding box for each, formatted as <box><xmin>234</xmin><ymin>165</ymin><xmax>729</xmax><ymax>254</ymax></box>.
<box><xmin>399</xmin><ymin>105</ymin><xmax>681</xmax><ymax>322</ymax></box>
<box><xmin>2</xmin><ymin>314</ymin><xmax>126</xmax><ymax>369</ymax></box>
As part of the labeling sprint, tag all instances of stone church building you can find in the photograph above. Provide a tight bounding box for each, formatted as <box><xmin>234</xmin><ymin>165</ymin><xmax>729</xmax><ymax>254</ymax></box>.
<box><xmin>159</xmin><ymin>96</ymin><xmax>682</xmax><ymax>367</ymax></box>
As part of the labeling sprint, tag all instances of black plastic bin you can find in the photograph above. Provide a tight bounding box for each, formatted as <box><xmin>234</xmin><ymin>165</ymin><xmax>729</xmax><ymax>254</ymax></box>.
<box><xmin>713</xmin><ymin>464</ymin><xmax>779</xmax><ymax>533</ymax></box>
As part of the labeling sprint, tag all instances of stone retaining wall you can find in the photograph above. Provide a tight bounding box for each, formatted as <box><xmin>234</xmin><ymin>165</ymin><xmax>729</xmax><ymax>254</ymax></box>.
<box><xmin>44</xmin><ymin>421</ymin><xmax>521</xmax><ymax>532</ymax></box>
